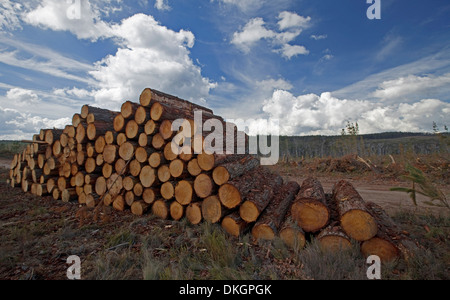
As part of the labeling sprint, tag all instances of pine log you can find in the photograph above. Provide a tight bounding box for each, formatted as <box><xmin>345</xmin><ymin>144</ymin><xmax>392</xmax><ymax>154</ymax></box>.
<box><xmin>95</xmin><ymin>136</ymin><xmax>106</xmax><ymax>154</ymax></box>
<box><xmin>82</xmin><ymin>106</ymin><xmax>119</xmax><ymax>124</ymax></box>
<box><xmin>157</xmin><ymin>165</ymin><xmax>171</xmax><ymax>183</ymax></box>
<box><xmin>131</xmin><ymin>201</ymin><xmax>151</xmax><ymax>216</ymax></box>
<box><xmin>240</xmin><ymin>173</ymin><xmax>283</xmax><ymax>223</ymax></box>
<box><xmin>76</xmin><ymin>124</ymin><xmax>87</xmax><ymax>144</ymax></box>
<box><xmin>332</xmin><ymin>180</ymin><xmax>378</xmax><ymax>242</ymax></box>
<box><xmin>119</xmin><ymin>142</ymin><xmax>137</xmax><ymax>161</ymax></box>
<box><xmin>113</xmin><ymin>194</ymin><xmax>126</xmax><ymax>212</ymax></box>
<box><xmin>115</xmin><ymin>159</ymin><xmax>128</xmax><ymax>176</ymax></box>
<box><xmin>151</xmin><ymin>133</ymin><xmax>166</xmax><ymax>150</ymax></box>
<box><xmin>85</xmin><ymin>157</ymin><xmax>101</xmax><ymax>174</ymax></box>
<box><xmin>279</xmin><ymin>215</ymin><xmax>306</xmax><ymax>249</ymax></box>
<box><xmin>170</xmin><ymin>159</ymin><xmax>188</xmax><ymax>179</ymax></box>
<box><xmin>86</xmin><ymin>194</ymin><xmax>101</xmax><ymax>208</ymax></box>
<box><xmin>161</xmin><ymin>181</ymin><xmax>175</xmax><ymax>200</ymax></box>
<box><xmin>95</xmin><ymin>176</ymin><xmax>107</xmax><ymax>196</ymax></box>
<box><xmin>159</xmin><ymin>120</ymin><xmax>175</xmax><ymax>140</ymax></box>
<box><xmin>125</xmin><ymin>120</ymin><xmax>144</xmax><ymax>140</ymax></box>
<box><xmin>149</xmin><ymin>152</ymin><xmax>164</xmax><ymax>169</ymax></box>
<box><xmin>72</xmin><ymin>113</ymin><xmax>84</xmax><ymax>128</ymax></box>
<box><xmin>144</xmin><ymin>120</ymin><xmax>158</xmax><ymax>136</ymax></box>
<box><xmin>140</xmin><ymin>166</ymin><xmax>156</xmax><ymax>188</ymax></box>
<box><xmin>218</xmin><ymin>166</ymin><xmax>274</xmax><ymax>209</ymax></box>
<box><xmin>105</xmin><ymin>131</ymin><xmax>117</xmax><ymax>145</ymax></box>
<box><xmin>135</xmin><ymin>147</ymin><xmax>154</xmax><ymax>164</ymax></box>
<box><xmin>174</xmin><ymin>180</ymin><xmax>194</xmax><ymax>205</ymax></box>
<box><xmin>107</xmin><ymin>174</ymin><xmax>123</xmax><ymax>197</ymax></box>
<box><xmin>201</xmin><ymin>195</ymin><xmax>232</xmax><ymax>224</ymax></box>
<box><xmin>125</xmin><ymin>191</ymin><xmax>136</xmax><ymax>207</ymax></box>
<box><xmin>121</xmin><ymin>101</ymin><xmax>141</xmax><ymax>119</ymax></box>
<box><xmin>252</xmin><ymin>181</ymin><xmax>300</xmax><ymax>241</ymax></box>
<box><xmin>143</xmin><ymin>188</ymin><xmax>160</xmax><ymax>205</ymax></box>
<box><xmin>138</xmin><ymin>133</ymin><xmax>149</xmax><ymax>148</ymax></box>
<box><xmin>317</xmin><ymin>225</ymin><xmax>352</xmax><ymax>252</ymax></box>
<box><xmin>222</xmin><ymin>212</ymin><xmax>249</xmax><ymax>238</ymax></box>
<box><xmin>96</xmin><ymin>154</ymin><xmax>104</xmax><ymax>166</ymax></box>
<box><xmin>194</xmin><ymin>174</ymin><xmax>215</xmax><ymax>199</ymax></box>
<box><xmin>362</xmin><ymin>202</ymin><xmax>419</xmax><ymax>262</ymax></box>
<box><xmin>62</xmin><ymin>188</ymin><xmax>77</xmax><ymax>203</ymax></box>
<box><xmin>186</xmin><ymin>202</ymin><xmax>203</xmax><ymax>225</ymax></box>
<box><xmin>87</xmin><ymin>122</ymin><xmax>113</xmax><ymax>141</ymax></box>
<box><xmin>52</xmin><ymin>141</ymin><xmax>62</xmax><ymax>157</ymax></box>
<box><xmin>152</xmin><ymin>200</ymin><xmax>170</xmax><ymax>220</ymax></box>
<box><xmin>76</xmin><ymin>150</ymin><xmax>86</xmax><ymax>166</ymax></box>
<box><xmin>170</xmin><ymin>201</ymin><xmax>185</xmax><ymax>221</ymax></box>
<box><xmin>140</xmin><ymin>88</ymin><xmax>214</xmax><ymax>115</ymax></box>
<box><xmin>187</xmin><ymin>159</ymin><xmax>202</xmax><ymax>177</ymax></box>
<box><xmin>163</xmin><ymin>142</ymin><xmax>178</xmax><ymax>161</ymax></box>
<box><xmin>123</xmin><ymin>176</ymin><xmax>139</xmax><ymax>191</ymax></box>
<box><xmin>129</xmin><ymin>160</ymin><xmax>142</xmax><ymax>177</ymax></box>
<box><xmin>291</xmin><ymin>177</ymin><xmax>330</xmax><ymax>233</ymax></box>
<box><xmin>47</xmin><ymin>178</ymin><xmax>56</xmax><ymax>194</ymax></box>
<box><xmin>74</xmin><ymin>172</ymin><xmax>86</xmax><ymax>187</ymax></box>
<box><xmin>117</xmin><ymin>133</ymin><xmax>127</xmax><ymax>146</ymax></box>
<box><xmin>102</xmin><ymin>163</ymin><xmax>113</xmax><ymax>179</ymax></box>
<box><xmin>44</xmin><ymin>129</ymin><xmax>64</xmax><ymax>145</ymax></box>
<box><xmin>133</xmin><ymin>182</ymin><xmax>144</xmax><ymax>197</ymax></box>
<box><xmin>114</xmin><ymin>114</ymin><xmax>126</xmax><ymax>133</ymax></box>
<box><xmin>212</xmin><ymin>155</ymin><xmax>260</xmax><ymax>186</ymax></box>
<box><xmin>135</xmin><ymin>106</ymin><xmax>150</xmax><ymax>125</ymax></box>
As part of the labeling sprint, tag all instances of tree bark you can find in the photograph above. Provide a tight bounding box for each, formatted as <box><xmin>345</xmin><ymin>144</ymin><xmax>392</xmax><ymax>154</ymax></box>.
<box><xmin>121</xmin><ymin>101</ymin><xmax>141</xmax><ymax>119</ymax></box>
<box><xmin>222</xmin><ymin>212</ymin><xmax>249</xmax><ymax>238</ymax></box>
<box><xmin>332</xmin><ymin>180</ymin><xmax>378</xmax><ymax>242</ymax></box>
<box><xmin>212</xmin><ymin>155</ymin><xmax>260</xmax><ymax>186</ymax></box>
<box><xmin>317</xmin><ymin>224</ymin><xmax>352</xmax><ymax>252</ymax></box>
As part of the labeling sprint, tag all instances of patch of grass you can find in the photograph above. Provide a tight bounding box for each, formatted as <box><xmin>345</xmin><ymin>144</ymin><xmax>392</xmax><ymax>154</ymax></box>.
<box><xmin>105</xmin><ymin>230</ymin><xmax>138</xmax><ymax>250</ymax></box>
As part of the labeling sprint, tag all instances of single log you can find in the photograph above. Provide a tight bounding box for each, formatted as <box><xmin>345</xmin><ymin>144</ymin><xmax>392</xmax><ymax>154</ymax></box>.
<box><xmin>159</xmin><ymin>120</ymin><xmax>175</xmax><ymax>140</ymax></box>
<box><xmin>152</xmin><ymin>200</ymin><xmax>170</xmax><ymax>220</ymax></box>
<box><xmin>52</xmin><ymin>141</ymin><xmax>62</xmax><ymax>157</ymax></box>
<box><xmin>201</xmin><ymin>195</ymin><xmax>232</xmax><ymax>224</ymax></box>
<box><xmin>170</xmin><ymin>201</ymin><xmax>185</xmax><ymax>221</ymax></box>
<box><xmin>113</xmin><ymin>194</ymin><xmax>126</xmax><ymax>212</ymax></box>
<box><xmin>317</xmin><ymin>225</ymin><xmax>353</xmax><ymax>253</ymax></box>
<box><xmin>44</xmin><ymin>129</ymin><xmax>64</xmax><ymax>145</ymax></box>
<box><xmin>125</xmin><ymin>191</ymin><xmax>136</xmax><ymax>207</ymax></box>
<box><xmin>126</xmin><ymin>120</ymin><xmax>144</xmax><ymax>140</ymax></box>
<box><xmin>76</xmin><ymin>150</ymin><xmax>86</xmax><ymax>166</ymax></box>
<box><xmin>105</xmin><ymin>131</ymin><xmax>117</xmax><ymax>145</ymax></box>
<box><xmin>103</xmin><ymin>194</ymin><xmax>113</xmax><ymax>206</ymax></box>
<box><xmin>115</xmin><ymin>159</ymin><xmax>128</xmax><ymax>176</ymax></box>
<box><xmin>175</xmin><ymin>180</ymin><xmax>194</xmax><ymax>205</ymax></box>
<box><xmin>117</xmin><ymin>133</ymin><xmax>127</xmax><ymax>146</ymax></box>
<box><xmin>102</xmin><ymin>163</ymin><xmax>113</xmax><ymax>179</ymax></box>
<box><xmin>72</xmin><ymin>114</ymin><xmax>85</xmax><ymax>128</ymax></box>
<box><xmin>140</xmin><ymin>166</ymin><xmax>156</xmax><ymax>188</ymax></box>
<box><xmin>65</xmin><ymin>125</ymin><xmax>76</xmax><ymax>139</ymax></box>
<box><xmin>76</xmin><ymin>124</ymin><xmax>87</xmax><ymax>144</ymax></box>
<box><xmin>107</xmin><ymin>174</ymin><xmax>123</xmax><ymax>197</ymax></box>
<box><xmin>95</xmin><ymin>176</ymin><xmax>107</xmax><ymax>196</ymax></box>
<box><xmin>279</xmin><ymin>215</ymin><xmax>306</xmax><ymax>249</ymax></box>
<box><xmin>119</xmin><ymin>142</ymin><xmax>137</xmax><ymax>161</ymax></box>
<box><xmin>114</xmin><ymin>114</ymin><xmax>126</xmax><ymax>133</ymax></box>
<box><xmin>158</xmin><ymin>165</ymin><xmax>171</xmax><ymax>183</ymax></box>
<box><xmin>57</xmin><ymin>177</ymin><xmax>69</xmax><ymax>192</ymax></box>
<box><xmin>212</xmin><ymin>155</ymin><xmax>260</xmax><ymax>186</ymax></box>
<box><xmin>131</xmin><ymin>201</ymin><xmax>151</xmax><ymax>216</ymax></box>
<box><xmin>52</xmin><ymin>188</ymin><xmax>61</xmax><ymax>201</ymax></box>
<box><xmin>95</xmin><ymin>136</ymin><xmax>106</xmax><ymax>154</ymax></box>
<box><xmin>187</xmin><ymin>159</ymin><xmax>202</xmax><ymax>177</ymax></box>
<box><xmin>74</xmin><ymin>172</ymin><xmax>86</xmax><ymax>187</ymax></box>
<box><xmin>140</xmin><ymin>88</ymin><xmax>214</xmax><ymax>115</ymax></box>
<box><xmin>186</xmin><ymin>202</ymin><xmax>203</xmax><ymax>225</ymax></box>
<box><xmin>86</xmin><ymin>194</ymin><xmax>101</xmax><ymax>208</ymax></box>
<box><xmin>179</xmin><ymin>145</ymin><xmax>193</xmax><ymax>162</ymax></box>
<box><xmin>222</xmin><ymin>212</ymin><xmax>249</xmax><ymax>238</ymax></box>
<box><xmin>85</xmin><ymin>157</ymin><xmax>100</xmax><ymax>174</ymax></box>
<box><xmin>135</xmin><ymin>106</ymin><xmax>150</xmax><ymax>125</ymax></box>
<box><xmin>87</xmin><ymin>143</ymin><xmax>96</xmax><ymax>158</ymax></box>
<box><xmin>123</xmin><ymin>176</ymin><xmax>139</xmax><ymax>191</ymax></box>
<box><xmin>144</xmin><ymin>120</ymin><xmax>158</xmax><ymax>136</ymax></box>
<box><xmin>362</xmin><ymin>202</ymin><xmax>419</xmax><ymax>262</ymax></box>
<box><xmin>87</xmin><ymin>122</ymin><xmax>112</xmax><ymax>141</ymax></box>
<box><xmin>138</xmin><ymin>133</ymin><xmax>149</xmax><ymax>148</ymax></box>
<box><xmin>150</xmin><ymin>101</ymin><xmax>193</xmax><ymax>122</ymax></box>
<box><xmin>135</xmin><ymin>147</ymin><xmax>153</xmax><ymax>164</ymax></box>
<box><xmin>151</xmin><ymin>133</ymin><xmax>166</xmax><ymax>150</ymax></box>
<box><xmin>170</xmin><ymin>159</ymin><xmax>188</xmax><ymax>179</ymax></box>
<box><xmin>251</xmin><ymin>181</ymin><xmax>300</xmax><ymax>241</ymax></box>
<box><xmin>240</xmin><ymin>173</ymin><xmax>283</xmax><ymax>223</ymax></box>
<box><xmin>291</xmin><ymin>177</ymin><xmax>330</xmax><ymax>233</ymax></box>
<box><xmin>194</xmin><ymin>174</ymin><xmax>215</xmax><ymax>199</ymax></box>
<box><xmin>133</xmin><ymin>182</ymin><xmax>144</xmax><ymax>197</ymax></box>
<box><xmin>332</xmin><ymin>180</ymin><xmax>378</xmax><ymax>242</ymax></box>
<box><xmin>149</xmin><ymin>152</ymin><xmax>164</xmax><ymax>169</ymax></box>
<box><xmin>218</xmin><ymin>166</ymin><xmax>274</xmax><ymax>209</ymax></box>
<box><xmin>161</xmin><ymin>181</ymin><xmax>176</xmax><ymax>200</ymax></box>
<box><xmin>164</xmin><ymin>142</ymin><xmax>178</xmax><ymax>161</ymax></box>
<box><xmin>47</xmin><ymin>178</ymin><xmax>56</xmax><ymax>194</ymax></box>
<box><xmin>121</xmin><ymin>101</ymin><xmax>141</xmax><ymax>119</ymax></box>
<box><xmin>83</xmin><ymin>106</ymin><xmax>119</xmax><ymax>124</ymax></box>
<box><xmin>96</xmin><ymin>154</ymin><xmax>104</xmax><ymax>166</ymax></box>
<box><xmin>143</xmin><ymin>188</ymin><xmax>159</xmax><ymax>205</ymax></box>
<box><xmin>129</xmin><ymin>160</ymin><xmax>142</xmax><ymax>177</ymax></box>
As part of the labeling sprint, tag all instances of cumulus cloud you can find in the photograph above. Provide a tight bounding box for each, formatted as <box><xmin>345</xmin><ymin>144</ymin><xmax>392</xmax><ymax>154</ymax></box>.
<box><xmin>6</xmin><ymin>88</ymin><xmax>40</xmax><ymax>106</ymax></box>
<box><xmin>214</xmin><ymin>0</ymin><xmax>266</xmax><ymax>12</ymax></box>
<box><xmin>231</xmin><ymin>12</ymin><xmax>310</xmax><ymax>59</ymax></box>
<box><xmin>155</xmin><ymin>0</ymin><xmax>171</xmax><ymax>11</ymax></box>
<box><xmin>261</xmin><ymin>90</ymin><xmax>450</xmax><ymax>136</ymax></box>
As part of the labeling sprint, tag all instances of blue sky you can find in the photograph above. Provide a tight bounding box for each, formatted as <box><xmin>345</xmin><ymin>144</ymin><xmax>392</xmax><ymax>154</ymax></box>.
<box><xmin>0</xmin><ymin>0</ymin><xmax>449</xmax><ymax>139</ymax></box>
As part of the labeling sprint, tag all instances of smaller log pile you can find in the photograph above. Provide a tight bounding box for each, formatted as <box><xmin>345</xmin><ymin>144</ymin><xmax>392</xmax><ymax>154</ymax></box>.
<box><xmin>6</xmin><ymin>88</ymin><xmax>415</xmax><ymax>263</ymax></box>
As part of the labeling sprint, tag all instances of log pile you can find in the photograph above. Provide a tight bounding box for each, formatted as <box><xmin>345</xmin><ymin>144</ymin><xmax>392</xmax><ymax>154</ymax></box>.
<box><xmin>6</xmin><ymin>88</ymin><xmax>414</xmax><ymax>263</ymax></box>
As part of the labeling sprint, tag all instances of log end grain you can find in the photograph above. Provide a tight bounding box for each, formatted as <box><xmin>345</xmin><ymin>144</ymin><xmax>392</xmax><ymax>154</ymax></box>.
<box><xmin>341</xmin><ymin>210</ymin><xmax>378</xmax><ymax>242</ymax></box>
<box><xmin>291</xmin><ymin>200</ymin><xmax>330</xmax><ymax>233</ymax></box>
<box><xmin>279</xmin><ymin>227</ymin><xmax>306</xmax><ymax>249</ymax></box>
<box><xmin>212</xmin><ymin>166</ymin><xmax>230</xmax><ymax>186</ymax></box>
<box><xmin>175</xmin><ymin>180</ymin><xmax>193</xmax><ymax>205</ymax></box>
<box><xmin>170</xmin><ymin>201</ymin><xmax>184</xmax><ymax>221</ymax></box>
<box><xmin>361</xmin><ymin>237</ymin><xmax>400</xmax><ymax>263</ymax></box>
<box><xmin>152</xmin><ymin>200</ymin><xmax>169</xmax><ymax>220</ymax></box>
<box><xmin>251</xmin><ymin>224</ymin><xmax>276</xmax><ymax>241</ymax></box>
<box><xmin>186</xmin><ymin>203</ymin><xmax>202</xmax><ymax>225</ymax></box>
<box><xmin>218</xmin><ymin>184</ymin><xmax>241</xmax><ymax>209</ymax></box>
<box><xmin>194</xmin><ymin>174</ymin><xmax>213</xmax><ymax>199</ymax></box>
<box><xmin>201</xmin><ymin>196</ymin><xmax>222</xmax><ymax>224</ymax></box>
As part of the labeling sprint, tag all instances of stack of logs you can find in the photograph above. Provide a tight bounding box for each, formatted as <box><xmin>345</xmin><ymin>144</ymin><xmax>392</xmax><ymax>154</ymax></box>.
<box><xmin>6</xmin><ymin>88</ymin><xmax>415</xmax><ymax>263</ymax></box>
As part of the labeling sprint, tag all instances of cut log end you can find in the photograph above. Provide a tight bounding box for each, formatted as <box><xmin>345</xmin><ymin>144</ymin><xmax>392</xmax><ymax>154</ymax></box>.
<box><xmin>175</xmin><ymin>180</ymin><xmax>193</xmax><ymax>205</ymax></box>
<box><xmin>170</xmin><ymin>201</ymin><xmax>184</xmax><ymax>221</ymax></box>
<box><xmin>291</xmin><ymin>201</ymin><xmax>330</xmax><ymax>233</ymax></box>
<box><xmin>361</xmin><ymin>237</ymin><xmax>400</xmax><ymax>263</ymax></box>
<box><xmin>279</xmin><ymin>228</ymin><xmax>306</xmax><ymax>249</ymax></box>
<box><xmin>218</xmin><ymin>184</ymin><xmax>241</xmax><ymax>209</ymax></box>
<box><xmin>341</xmin><ymin>210</ymin><xmax>378</xmax><ymax>242</ymax></box>
<box><xmin>251</xmin><ymin>224</ymin><xmax>275</xmax><ymax>241</ymax></box>
<box><xmin>194</xmin><ymin>174</ymin><xmax>213</xmax><ymax>199</ymax></box>
<box><xmin>239</xmin><ymin>201</ymin><xmax>261</xmax><ymax>223</ymax></box>
<box><xmin>201</xmin><ymin>196</ymin><xmax>222</xmax><ymax>224</ymax></box>
<box><xmin>212</xmin><ymin>166</ymin><xmax>230</xmax><ymax>186</ymax></box>
<box><xmin>152</xmin><ymin>200</ymin><xmax>169</xmax><ymax>220</ymax></box>
<box><xmin>222</xmin><ymin>214</ymin><xmax>246</xmax><ymax>238</ymax></box>
<box><xmin>186</xmin><ymin>203</ymin><xmax>202</xmax><ymax>225</ymax></box>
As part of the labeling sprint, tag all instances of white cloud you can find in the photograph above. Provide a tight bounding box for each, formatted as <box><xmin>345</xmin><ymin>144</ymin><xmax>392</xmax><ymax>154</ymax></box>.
<box><xmin>6</xmin><ymin>88</ymin><xmax>40</xmax><ymax>106</ymax></box>
<box><xmin>155</xmin><ymin>0</ymin><xmax>171</xmax><ymax>11</ymax></box>
<box><xmin>90</xmin><ymin>14</ymin><xmax>215</xmax><ymax>110</ymax></box>
<box><xmin>231</xmin><ymin>18</ymin><xmax>276</xmax><ymax>53</ymax></box>
<box><xmin>373</xmin><ymin>73</ymin><xmax>450</xmax><ymax>101</ymax></box>
<box><xmin>275</xmin><ymin>44</ymin><xmax>309</xmax><ymax>60</ymax></box>
<box><xmin>0</xmin><ymin>0</ymin><xmax>22</xmax><ymax>31</ymax></box>
<box><xmin>311</xmin><ymin>34</ymin><xmax>327</xmax><ymax>40</ymax></box>
<box><xmin>214</xmin><ymin>0</ymin><xmax>265</xmax><ymax>12</ymax></box>
<box><xmin>277</xmin><ymin>11</ymin><xmax>311</xmax><ymax>31</ymax></box>
<box><xmin>262</xmin><ymin>90</ymin><xmax>450</xmax><ymax>136</ymax></box>
<box><xmin>23</xmin><ymin>0</ymin><xmax>114</xmax><ymax>41</ymax></box>
<box><xmin>231</xmin><ymin>12</ymin><xmax>310</xmax><ymax>59</ymax></box>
